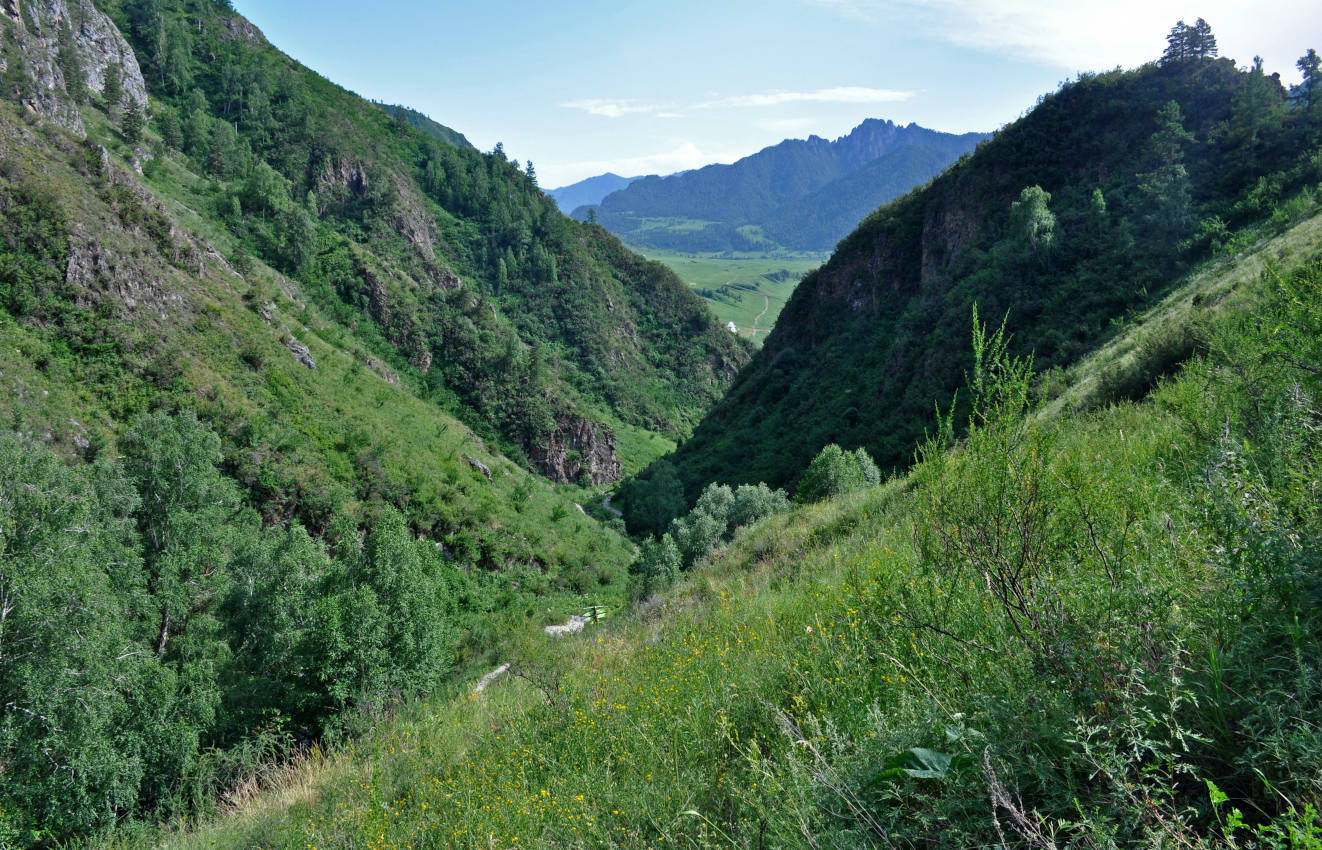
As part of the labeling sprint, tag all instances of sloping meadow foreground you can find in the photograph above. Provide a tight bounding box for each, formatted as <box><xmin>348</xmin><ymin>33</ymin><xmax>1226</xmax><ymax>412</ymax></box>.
<box><xmin>137</xmin><ymin>225</ymin><xmax>1322</xmax><ymax>848</ymax></box>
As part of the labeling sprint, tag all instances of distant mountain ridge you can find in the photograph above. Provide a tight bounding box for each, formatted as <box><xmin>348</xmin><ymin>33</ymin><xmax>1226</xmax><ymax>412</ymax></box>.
<box><xmin>548</xmin><ymin>172</ymin><xmax>641</xmax><ymax>211</ymax></box>
<box><xmin>576</xmin><ymin>119</ymin><xmax>988</xmax><ymax>252</ymax></box>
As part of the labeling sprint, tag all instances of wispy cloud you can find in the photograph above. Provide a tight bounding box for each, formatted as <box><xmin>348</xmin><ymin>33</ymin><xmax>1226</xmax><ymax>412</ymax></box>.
<box><xmin>805</xmin><ymin>0</ymin><xmax>1322</xmax><ymax>78</ymax></box>
<box><xmin>544</xmin><ymin>142</ymin><xmax>742</xmax><ymax>186</ymax></box>
<box><xmin>697</xmin><ymin>86</ymin><xmax>914</xmax><ymax>109</ymax></box>
<box><xmin>561</xmin><ymin>86</ymin><xmax>913</xmax><ymax>121</ymax></box>
<box><xmin>559</xmin><ymin>99</ymin><xmax>657</xmax><ymax>118</ymax></box>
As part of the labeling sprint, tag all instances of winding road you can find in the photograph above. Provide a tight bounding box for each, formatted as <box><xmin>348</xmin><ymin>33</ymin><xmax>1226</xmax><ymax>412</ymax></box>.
<box><xmin>750</xmin><ymin>294</ymin><xmax>771</xmax><ymax>337</ymax></box>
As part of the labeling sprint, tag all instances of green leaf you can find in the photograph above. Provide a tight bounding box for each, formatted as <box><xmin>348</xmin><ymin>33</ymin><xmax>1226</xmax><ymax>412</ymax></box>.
<box><xmin>865</xmin><ymin>747</ymin><xmax>954</xmax><ymax>787</ymax></box>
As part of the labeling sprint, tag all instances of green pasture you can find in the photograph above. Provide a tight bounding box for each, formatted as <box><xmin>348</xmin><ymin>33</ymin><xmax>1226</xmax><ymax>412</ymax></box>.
<box><xmin>642</xmin><ymin>248</ymin><xmax>826</xmax><ymax>344</ymax></box>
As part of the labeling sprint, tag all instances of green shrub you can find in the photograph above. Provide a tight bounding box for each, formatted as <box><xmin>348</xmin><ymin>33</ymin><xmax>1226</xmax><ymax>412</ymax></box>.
<box><xmin>796</xmin><ymin>443</ymin><xmax>879</xmax><ymax>502</ymax></box>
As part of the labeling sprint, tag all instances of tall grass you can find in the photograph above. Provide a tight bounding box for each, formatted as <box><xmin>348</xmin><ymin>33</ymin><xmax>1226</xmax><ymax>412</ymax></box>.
<box><xmin>133</xmin><ymin>251</ymin><xmax>1322</xmax><ymax>849</ymax></box>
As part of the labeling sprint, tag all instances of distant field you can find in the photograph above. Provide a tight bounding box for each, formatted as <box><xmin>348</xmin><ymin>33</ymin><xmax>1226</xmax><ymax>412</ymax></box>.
<box><xmin>642</xmin><ymin>249</ymin><xmax>826</xmax><ymax>344</ymax></box>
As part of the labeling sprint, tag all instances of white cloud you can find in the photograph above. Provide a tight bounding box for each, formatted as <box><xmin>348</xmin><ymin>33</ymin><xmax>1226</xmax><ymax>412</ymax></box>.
<box><xmin>656</xmin><ymin>112</ymin><xmax>686</xmax><ymax>119</ymax></box>
<box><xmin>807</xmin><ymin>0</ymin><xmax>1320</xmax><ymax>81</ymax></box>
<box><xmin>559</xmin><ymin>99</ymin><xmax>656</xmax><ymax>118</ymax></box>
<box><xmin>543</xmin><ymin>142</ymin><xmax>742</xmax><ymax>187</ymax></box>
<box><xmin>697</xmin><ymin>86</ymin><xmax>915</xmax><ymax>109</ymax></box>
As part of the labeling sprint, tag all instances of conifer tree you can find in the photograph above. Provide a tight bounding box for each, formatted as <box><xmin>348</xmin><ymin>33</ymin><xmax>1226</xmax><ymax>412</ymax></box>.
<box><xmin>102</xmin><ymin>61</ymin><xmax>123</xmax><ymax>113</ymax></box>
<box><xmin>1139</xmin><ymin>101</ymin><xmax>1195</xmax><ymax>239</ymax></box>
<box><xmin>122</xmin><ymin>99</ymin><xmax>144</xmax><ymax>144</ymax></box>
<box><xmin>1191</xmin><ymin>18</ymin><xmax>1217</xmax><ymax>59</ymax></box>
<box><xmin>1298</xmin><ymin>48</ymin><xmax>1321</xmax><ymax>121</ymax></box>
<box><xmin>55</xmin><ymin>17</ymin><xmax>85</xmax><ymax>102</ymax></box>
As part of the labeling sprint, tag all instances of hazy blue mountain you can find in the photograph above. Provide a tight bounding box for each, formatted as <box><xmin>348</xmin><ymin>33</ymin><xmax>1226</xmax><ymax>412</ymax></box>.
<box><xmin>548</xmin><ymin>172</ymin><xmax>641</xmax><ymax>211</ymax></box>
<box><xmin>574</xmin><ymin>119</ymin><xmax>988</xmax><ymax>252</ymax></box>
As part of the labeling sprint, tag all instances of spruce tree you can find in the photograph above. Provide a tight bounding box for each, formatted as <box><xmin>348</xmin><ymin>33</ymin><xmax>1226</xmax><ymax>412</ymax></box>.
<box><xmin>122</xmin><ymin>99</ymin><xmax>144</xmax><ymax>145</ymax></box>
<box><xmin>102</xmin><ymin>61</ymin><xmax>123</xmax><ymax>113</ymax></box>
<box><xmin>1298</xmin><ymin>48</ymin><xmax>1321</xmax><ymax>121</ymax></box>
<box><xmin>1191</xmin><ymin>18</ymin><xmax>1217</xmax><ymax>59</ymax></box>
<box><xmin>55</xmin><ymin>17</ymin><xmax>85</xmax><ymax>102</ymax></box>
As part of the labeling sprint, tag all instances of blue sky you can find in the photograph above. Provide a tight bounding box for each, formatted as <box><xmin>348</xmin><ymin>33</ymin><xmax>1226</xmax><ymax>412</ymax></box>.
<box><xmin>232</xmin><ymin>0</ymin><xmax>1320</xmax><ymax>187</ymax></box>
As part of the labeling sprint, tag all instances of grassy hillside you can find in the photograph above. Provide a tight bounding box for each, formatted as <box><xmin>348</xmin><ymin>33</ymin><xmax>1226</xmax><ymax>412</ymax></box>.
<box><xmin>640</xmin><ymin>54</ymin><xmax>1322</xmax><ymax>526</ymax></box>
<box><xmin>128</xmin><ymin>213</ymin><xmax>1322</xmax><ymax>850</ymax></box>
<box><xmin>0</xmin><ymin>88</ymin><xmax>653</xmax><ymax>841</ymax></box>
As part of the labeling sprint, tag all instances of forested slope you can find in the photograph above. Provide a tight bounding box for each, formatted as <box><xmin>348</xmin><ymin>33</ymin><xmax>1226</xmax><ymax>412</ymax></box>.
<box><xmin>84</xmin><ymin>0</ymin><xmax>750</xmax><ymax>482</ymax></box>
<box><xmin>632</xmin><ymin>49</ymin><xmax>1322</xmax><ymax>527</ymax></box>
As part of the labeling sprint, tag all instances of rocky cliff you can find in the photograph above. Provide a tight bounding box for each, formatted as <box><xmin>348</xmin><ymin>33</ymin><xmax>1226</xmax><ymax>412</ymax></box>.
<box><xmin>530</xmin><ymin>413</ymin><xmax>623</xmax><ymax>485</ymax></box>
<box><xmin>0</xmin><ymin>0</ymin><xmax>146</xmax><ymax>136</ymax></box>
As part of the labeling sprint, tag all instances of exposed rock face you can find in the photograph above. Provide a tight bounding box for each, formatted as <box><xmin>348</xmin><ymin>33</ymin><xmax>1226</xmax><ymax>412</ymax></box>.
<box><xmin>218</xmin><ymin>15</ymin><xmax>265</xmax><ymax>45</ymax></box>
<box><xmin>1</xmin><ymin>0</ymin><xmax>147</xmax><ymax>137</ymax></box>
<box><xmin>314</xmin><ymin>158</ymin><xmax>370</xmax><ymax>205</ymax></box>
<box><xmin>529</xmin><ymin>414</ymin><xmax>622</xmax><ymax>485</ymax></box>
<box><xmin>465</xmin><ymin>456</ymin><xmax>492</xmax><ymax>481</ymax></box>
<box><xmin>282</xmin><ymin>334</ymin><xmax>316</xmax><ymax>369</ymax></box>
<box><xmin>389</xmin><ymin>174</ymin><xmax>436</xmax><ymax>260</ymax></box>
<box><xmin>66</xmin><ymin>227</ymin><xmax>185</xmax><ymax>320</ymax></box>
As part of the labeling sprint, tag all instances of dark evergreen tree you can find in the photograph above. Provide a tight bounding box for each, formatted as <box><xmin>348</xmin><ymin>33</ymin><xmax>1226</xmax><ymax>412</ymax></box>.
<box><xmin>121</xmin><ymin>98</ymin><xmax>144</xmax><ymax>144</ymax></box>
<box><xmin>102</xmin><ymin>61</ymin><xmax>123</xmax><ymax>113</ymax></box>
<box><xmin>1298</xmin><ymin>48</ymin><xmax>1321</xmax><ymax>123</ymax></box>
<box><xmin>1138</xmin><ymin>101</ymin><xmax>1195</xmax><ymax>239</ymax></box>
<box><xmin>55</xmin><ymin>16</ymin><xmax>85</xmax><ymax>102</ymax></box>
<box><xmin>1191</xmin><ymin>18</ymin><xmax>1217</xmax><ymax>59</ymax></box>
<box><xmin>1161</xmin><ymin>19</ymin><xmax>1216</xmax><ymax>65</ymax></box>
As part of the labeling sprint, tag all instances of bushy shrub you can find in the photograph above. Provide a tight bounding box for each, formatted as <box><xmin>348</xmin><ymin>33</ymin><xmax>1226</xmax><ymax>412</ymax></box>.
<box><xmin>629</xmin><ymin>533</ymin><xmax>681</xmax><ymax>599</ymax></box>
<box><xmin>796</xmin><ymin>443</ymin><xmax>880</xmax><ymax>502</ymax></box>
<box><xmin>628</xmin><ymin>481</ymin><xmax>790</xmax><ymax>598</ymax></box>
<box><xmin>728</xmin><ymin>482</ymin><xmax>791</xmax><ymax>528</ymax></box>
<box><xmin>1089</xmin><ymin>315</ymin><xmax>1204</xmax><ymax>407</ymax></box>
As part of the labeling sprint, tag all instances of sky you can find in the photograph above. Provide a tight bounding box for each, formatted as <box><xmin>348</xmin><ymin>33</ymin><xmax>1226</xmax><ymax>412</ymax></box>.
<box><xmin>231</xmin><ymin>0</ymin><xmax>1321</xmax><ymax>188</ymax></box>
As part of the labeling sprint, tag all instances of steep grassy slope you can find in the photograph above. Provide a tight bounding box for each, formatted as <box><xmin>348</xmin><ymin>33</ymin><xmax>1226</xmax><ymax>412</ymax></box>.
<box><xmin>644</xmin><ymin>56</ymin><xmax>1320</xmax><ymax>520</ymax></box>
<box><xmin>88</xmin><ymin>0</ymin><xmax>750</xmax><ymax>482</ymax></box>
<box><xmin>579</xmin><ymin>119</ymin><xmax>986</xmax><ymax>253</ymax></box>
<box><xmin>132</xmin><ymin>213</ymin><xmax>1322</xmax><ymax>850</ymax></box>
<box><xmin>0</xmin><ymin>62</ymin><xmax>647</xmax><ymax>849</ymax></box>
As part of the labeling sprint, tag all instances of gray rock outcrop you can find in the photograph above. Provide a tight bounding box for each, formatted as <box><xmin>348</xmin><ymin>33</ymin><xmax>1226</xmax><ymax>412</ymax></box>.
<box><xmin>529</xmin><ymin>413</ymin><xmax>623</xmax><ymax>486</ymax></box>
<box><xmin>0</xmin><ymin>0</ymin><xmax>147</xmax><ymax>137</ymax></box>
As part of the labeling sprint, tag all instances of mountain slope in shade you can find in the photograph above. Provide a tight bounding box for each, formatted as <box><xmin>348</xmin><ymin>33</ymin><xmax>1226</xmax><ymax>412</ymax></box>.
<box><xmin>548</xmin><ymin>172</ymin><xmax>641</xmax><ymax>211</ymax></box>
<box><xmin>576</xmin><ymin>119</ymin><xmax>987</xmax><ymax>252</ymax></box>
<box><xmin>626</xmin><ymin>57</ymin><xmax>1319</xmax><ymax>529</ymax></box>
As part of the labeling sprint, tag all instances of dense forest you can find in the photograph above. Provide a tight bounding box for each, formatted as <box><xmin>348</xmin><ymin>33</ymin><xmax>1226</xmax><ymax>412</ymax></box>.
<box><xmin>627</xmin><ymin>33</ymin><xmax>1322</xmax><ymax>532</ymax></box>
<box><xmin>577</xmin><ymin>118</ymin><xmax>987</xmax><ymax>253</ymax></box>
